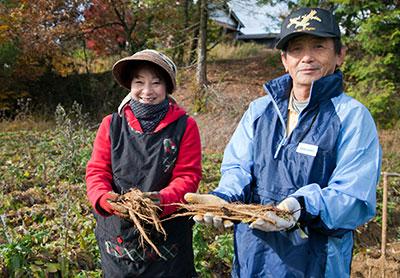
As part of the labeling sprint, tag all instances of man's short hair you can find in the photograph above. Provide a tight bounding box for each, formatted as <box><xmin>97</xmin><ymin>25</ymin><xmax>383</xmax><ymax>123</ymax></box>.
<box><xmin>281</xmin><ymin>37</ymin><xmax>343</xmax><ymax>55</ymax></box>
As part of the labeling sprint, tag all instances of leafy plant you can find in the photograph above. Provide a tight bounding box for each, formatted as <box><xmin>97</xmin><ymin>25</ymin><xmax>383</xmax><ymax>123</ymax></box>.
<box><xmin>0</xmin><ymin>103</ymin><xmax>100</xmax><ymax>276</ymax></box>
<box><xmin>193</xmin><ymin>224</ymin><xmax>233</xmax><ymax>277</ymax></box>
<box><xmin>0</xmin><ymin>230</ymin><xmax>48</xmax><ymax>277</ymax></box>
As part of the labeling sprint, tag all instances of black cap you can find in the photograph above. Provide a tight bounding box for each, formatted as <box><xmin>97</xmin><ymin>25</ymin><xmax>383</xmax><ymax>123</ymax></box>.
<box><xmin>275</xmin><ymin>7</ymin><xmax>340</xmax><ymax>50</ymax></box>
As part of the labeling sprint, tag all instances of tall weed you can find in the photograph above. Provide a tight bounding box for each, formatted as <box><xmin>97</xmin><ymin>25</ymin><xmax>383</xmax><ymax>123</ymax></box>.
<box><xmin>53</xmin><ymin>102</ymin><xmax>94</xmax><ymax>183</ymax></box>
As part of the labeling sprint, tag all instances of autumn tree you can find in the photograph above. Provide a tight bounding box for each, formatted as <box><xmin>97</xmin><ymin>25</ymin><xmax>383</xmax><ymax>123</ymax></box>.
<box><xmin>4</xmin><ymin>1</ymin><xmax>87</xmax><ymax>76</ymax></box>
<box><xmin>0</xmin><ymin>0</ymin><xmax>87</xmax><ymax>112</ymax></box>
<box><xmin>196</xmin><ymin>0</ymin><xmax>208</xmax><ymax>87</ymax></box>
<box><xmin>82</xmin><ymin>0</ymin><xmax>181</xmax><ymax>55</ymax></box>
<box><xmin>172</xmin><ymin>0</ymin><xmax>194</xmax><ymax>66</ymax></box>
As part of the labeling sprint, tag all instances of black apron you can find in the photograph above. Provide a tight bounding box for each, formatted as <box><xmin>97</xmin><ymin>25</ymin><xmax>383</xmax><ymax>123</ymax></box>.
<box><xmin>94</xmin><ymin>112</ymin><xmax>196</xmax><ymax>278</ymax></box>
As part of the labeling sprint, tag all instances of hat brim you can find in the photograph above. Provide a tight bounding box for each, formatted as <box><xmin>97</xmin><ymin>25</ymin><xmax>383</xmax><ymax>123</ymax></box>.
<box><xmin>275</xmin><ymin>31</ymin><xmax>338</xmax><ymax>50</ymax></box>
<box><xmin>112</xmin><ymin>58</ymin><xmax>153</xmax><ymax>90</ymax></box>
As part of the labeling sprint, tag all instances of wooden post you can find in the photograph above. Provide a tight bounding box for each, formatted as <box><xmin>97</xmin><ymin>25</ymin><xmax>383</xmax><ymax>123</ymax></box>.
<box><xmin>366</xmin><ymin>172</ymin><xmax>400</xmax><ymax>278</ymax></box>
<box><xmin>381</xmin><ymin>172</ymin><xmax>388</xmax><ymax>259</ymax></box>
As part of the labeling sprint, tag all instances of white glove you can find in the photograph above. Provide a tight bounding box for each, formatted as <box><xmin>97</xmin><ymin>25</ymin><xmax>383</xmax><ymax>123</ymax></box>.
<box><xmin>250</xmin><ymin>197</ymin><xmax>301</xmax><ymax>232</ymax></box>
<box><xmin>184</xmin><ymin>193</ymin><xmax>234</xmax><ymax>230</ymax></box>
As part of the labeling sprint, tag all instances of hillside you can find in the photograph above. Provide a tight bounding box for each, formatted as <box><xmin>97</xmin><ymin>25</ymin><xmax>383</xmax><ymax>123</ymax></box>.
<box><xmin>175</xmin><ymin>49</ymin><xmax>284</xmax><ymax>152</ymax></box>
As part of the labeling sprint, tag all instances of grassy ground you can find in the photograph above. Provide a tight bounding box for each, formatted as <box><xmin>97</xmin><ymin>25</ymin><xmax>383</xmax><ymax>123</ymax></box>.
<box><xmin>1</xmin><ymin>110</ymin><xmax>399</xmax><ymax>277</ymax></box>
<box><xmin>0</xmin><ymin>113</ymin><xmax>230</xmax><ymax>277</ymax></box>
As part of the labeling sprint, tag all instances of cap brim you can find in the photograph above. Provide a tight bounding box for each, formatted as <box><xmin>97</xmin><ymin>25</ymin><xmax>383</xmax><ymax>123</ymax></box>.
<box><xmin>275</xmin><ymin>31</ymin><xmax>338</xmax><ymax>50</ymax></box>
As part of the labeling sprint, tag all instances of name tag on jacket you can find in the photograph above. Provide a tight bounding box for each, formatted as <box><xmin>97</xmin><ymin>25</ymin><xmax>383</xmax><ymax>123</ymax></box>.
<box><xmin>296</xmin><ymin>142</ymin><xmax>318</xmax><ymax>157</ymax></box>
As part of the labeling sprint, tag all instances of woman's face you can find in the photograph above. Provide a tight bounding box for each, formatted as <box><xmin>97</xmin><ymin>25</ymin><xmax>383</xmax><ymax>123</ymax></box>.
<box><xmin>130</xmin><ymin>66</ymin><xmax>167</xmax><ymax>105</ymax></box>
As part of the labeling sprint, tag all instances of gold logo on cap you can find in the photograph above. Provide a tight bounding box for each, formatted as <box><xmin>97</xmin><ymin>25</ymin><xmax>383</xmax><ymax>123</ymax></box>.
<box><xmin>287</xmin><ymin>10</ymin><xmax>321</xmax><ymax>31</ymax></box>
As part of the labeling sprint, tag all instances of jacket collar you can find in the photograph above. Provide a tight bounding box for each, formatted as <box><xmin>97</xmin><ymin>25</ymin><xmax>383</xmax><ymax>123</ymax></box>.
<box><xmin>264</xmin><ymin>70</ymin><xmax>343</xmax><ymax>115</ymax></box>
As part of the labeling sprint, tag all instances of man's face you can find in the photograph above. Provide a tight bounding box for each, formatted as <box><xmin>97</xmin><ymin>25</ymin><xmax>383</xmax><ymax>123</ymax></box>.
<box><xmin>281</xmin><ymin>35</ymin><xmax>345</xmax><ymax>90</ymax></box>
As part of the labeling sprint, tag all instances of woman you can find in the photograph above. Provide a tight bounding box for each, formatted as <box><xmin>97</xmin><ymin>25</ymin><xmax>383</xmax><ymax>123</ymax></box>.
<box><xmin>86</xmin><ymin>49</ymin><xmax>202</xmax><ymax>277</ymax></box>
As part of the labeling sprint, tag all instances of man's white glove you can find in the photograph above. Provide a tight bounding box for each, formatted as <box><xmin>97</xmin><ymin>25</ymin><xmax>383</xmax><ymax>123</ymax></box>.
<box><xmin>184</xmin><ymin>193</ymin><xmax>234</xmax><ymax>230</ymax></box>
<box><xmin>249</xmin><ymin>197</ymin><xmax>301</xmax><ymax>232</ymax></box>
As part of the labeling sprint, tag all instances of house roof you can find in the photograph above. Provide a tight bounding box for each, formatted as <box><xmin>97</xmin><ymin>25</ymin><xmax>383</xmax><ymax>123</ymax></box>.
<box><xmin>210</xmin><ymin>0</ymin><xmax>289</xmax><ymax>36</ymax></box>
<box><xmin>209</xmin><ymin>2</ymin><xmax>244</xmax><ymax>31</ymax></box>
<box><xmin>235</xmin><ymin>33</ymin><xmax>277</xmax><ymax>40</ymax></box>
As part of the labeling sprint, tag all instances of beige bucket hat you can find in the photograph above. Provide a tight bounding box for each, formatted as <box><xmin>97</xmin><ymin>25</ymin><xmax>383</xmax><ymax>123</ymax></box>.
<box><xmin>112</xmin><ymin>49</ymin><xmax>177</xmax><ymax>93</ymax></box>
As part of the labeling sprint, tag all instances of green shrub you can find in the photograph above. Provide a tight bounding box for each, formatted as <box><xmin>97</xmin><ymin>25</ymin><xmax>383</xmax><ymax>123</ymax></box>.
<box><xmin>343</xmin><ymin>9</ymin><xmax>400</xmax><ymax>128</ymax></box>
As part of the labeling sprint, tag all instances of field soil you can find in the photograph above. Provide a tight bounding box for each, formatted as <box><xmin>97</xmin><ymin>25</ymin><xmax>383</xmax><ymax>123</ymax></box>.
<box><xmin>174</xmin><ymin>49</ymin><xmax>400</xmax><ymax>276</ymax></box>
<box><xmin>352</xmin><ymin>242</ymin><xmax>400</xmax><ymax>277</ymax></box>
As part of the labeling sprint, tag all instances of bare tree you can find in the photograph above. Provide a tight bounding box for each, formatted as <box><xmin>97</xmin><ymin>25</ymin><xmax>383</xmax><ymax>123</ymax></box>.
<box><xmin>196</xmin><ymin>0</ymin><xmax>208</xmax><ymax>87</ymax></box>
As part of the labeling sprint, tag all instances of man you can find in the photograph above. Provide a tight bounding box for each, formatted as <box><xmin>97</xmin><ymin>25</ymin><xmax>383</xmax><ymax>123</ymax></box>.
<box><xmin>185</xmin><ymin>7</ymin><xmax>381</xmax><ymax>277</ymax></box>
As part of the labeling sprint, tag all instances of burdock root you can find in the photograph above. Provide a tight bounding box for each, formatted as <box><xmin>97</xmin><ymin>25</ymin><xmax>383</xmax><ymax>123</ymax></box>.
<box><xmin>169</xmin><ymin>203</ymin><xmax>293</xmax><ymax>225</ymax></box>
<box><xmin>113</xmin><ymin>188</ymin><xmax>166</xmax><ymax>257</ymax></box>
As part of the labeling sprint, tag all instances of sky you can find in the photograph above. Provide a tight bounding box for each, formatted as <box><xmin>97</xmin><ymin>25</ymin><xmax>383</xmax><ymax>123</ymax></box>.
<box><xmin>228</xmin><ymin>0</ymin><xmax>289</xmax><ymax>35</ymax></box>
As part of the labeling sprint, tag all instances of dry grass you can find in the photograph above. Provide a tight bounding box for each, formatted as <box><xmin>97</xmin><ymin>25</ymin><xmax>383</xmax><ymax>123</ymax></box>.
<box><xmin>0</xmin><ymin>117</ymin><xmax>55</xmax><ymax>132</ymax></box>
<box><xmin>208</xmin><ymin>42</ymin><xmax>268</xmax><ymax>61</ymax></box>
<box><xmin>379</xmin><ymin>128</ymin><xmax>400</xmax><ymax>171</ymax></box>
<box><xmin>380</xmin><ymin>128</ymin><xmax>400</xmax><ymax>154</ymax></box>
<box><xmin>174</xmin><ymin>49</ymin><xmax>284</xmax><ymax>152</ymax></box>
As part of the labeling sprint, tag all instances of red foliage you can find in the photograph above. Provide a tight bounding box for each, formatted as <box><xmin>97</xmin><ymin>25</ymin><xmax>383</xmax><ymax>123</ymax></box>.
<box><xmin>82</xmin><ymin>0</ymin><xmax>178</xmax><ymax>55</ymax></box>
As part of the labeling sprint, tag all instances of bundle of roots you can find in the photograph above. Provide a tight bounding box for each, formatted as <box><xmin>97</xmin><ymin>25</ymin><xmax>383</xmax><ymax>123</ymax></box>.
<box><xmin>114</xmin><ymin>188</ymin><xmax>166</xmax><ymax>257</ymax></box>
<box><xmin>172</xmin><ymin>203</ymin><xmax>293</xmax><ymax>225</ymax></box>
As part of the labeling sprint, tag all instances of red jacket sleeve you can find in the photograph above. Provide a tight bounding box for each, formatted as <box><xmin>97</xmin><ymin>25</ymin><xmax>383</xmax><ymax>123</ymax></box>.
<box><xmin>159</xmin><ymin>116</ymin><xmax>202</xmax><ymax>217</ymax></box>
<box><xmin>85</xmin><ymin>115</ymin><xmax>113</xmax><ymax>215</ymax></box>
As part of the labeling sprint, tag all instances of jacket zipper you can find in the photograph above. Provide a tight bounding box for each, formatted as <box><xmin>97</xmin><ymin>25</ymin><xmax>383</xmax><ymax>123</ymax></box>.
<box><xmin>263</xmin><ymin>84</ymin><xmax>288</xmax><ymax>159</ymax></box>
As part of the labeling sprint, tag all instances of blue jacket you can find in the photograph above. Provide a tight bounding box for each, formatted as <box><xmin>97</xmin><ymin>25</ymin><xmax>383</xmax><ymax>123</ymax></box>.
<box><xmin>212</xmin><ymin>71</ymin><xmax>381</xmax><ymax>277</ymax></box>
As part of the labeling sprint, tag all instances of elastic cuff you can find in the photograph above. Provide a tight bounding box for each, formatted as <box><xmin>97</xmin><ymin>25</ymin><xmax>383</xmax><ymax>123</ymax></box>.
<box><xmin>295</xmin><ymin>196</ymin><xmax>306</xmax><ymax>222</ymax></box>
<box><xmin>295</xmin><ymin>196</ymin><xmax>317</xmax><ymax>225</ymax></box>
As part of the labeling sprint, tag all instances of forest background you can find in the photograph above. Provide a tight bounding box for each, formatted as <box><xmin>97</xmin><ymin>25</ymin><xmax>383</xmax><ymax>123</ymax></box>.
<box><xmin>0</xmin><ymin>0</ymin><xmax>399</xmax><ymax>277</ymax></box>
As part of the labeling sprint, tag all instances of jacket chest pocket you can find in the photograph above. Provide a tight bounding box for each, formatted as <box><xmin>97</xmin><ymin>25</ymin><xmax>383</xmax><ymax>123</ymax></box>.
<box><xmin>252</xmin><ymin>141</ymin><xmax>336</xmax><ymax>205</ymax></box>
<box><xmin>283</xmin><ymin>141</ymin><xmax>336</xmax><ymax>189</ymax></box>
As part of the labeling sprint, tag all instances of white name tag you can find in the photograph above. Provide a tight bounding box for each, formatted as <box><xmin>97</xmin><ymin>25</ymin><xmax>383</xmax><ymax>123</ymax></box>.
<box><xmin>296</xmin><ymin>143</ymin><xmax>318</xmax><ymax>157</ymax></box>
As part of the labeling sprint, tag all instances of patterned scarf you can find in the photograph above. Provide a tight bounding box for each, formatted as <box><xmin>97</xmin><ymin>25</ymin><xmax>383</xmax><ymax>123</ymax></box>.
<box><xmin>130</xmin><ymin>98</ymin><xmax>169</xmax><ymax>133</ymax></box>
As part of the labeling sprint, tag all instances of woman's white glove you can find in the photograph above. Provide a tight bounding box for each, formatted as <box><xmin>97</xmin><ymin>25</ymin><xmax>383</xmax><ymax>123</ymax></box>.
<box><xmin>249</xmin><ymin>197</ymin><xmax>301</xmax><ymax>232</ymax></box>
<box><xmin>184</xmin><ymin>193</ymin><xmax>234</xmax><ymax>230</ymax></box>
